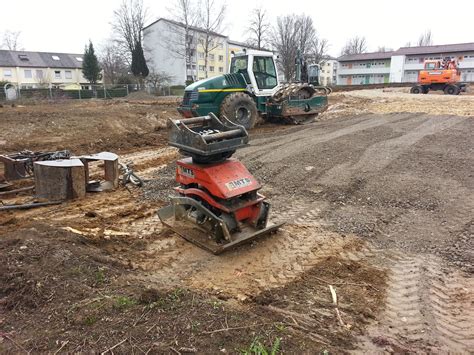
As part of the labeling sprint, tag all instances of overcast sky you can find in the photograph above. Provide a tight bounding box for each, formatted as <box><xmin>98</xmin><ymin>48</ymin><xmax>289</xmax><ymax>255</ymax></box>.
<box><xmin>1</xmin><ymin>0</ymin><xmax>473</xmax><ymax>57</ymax></box>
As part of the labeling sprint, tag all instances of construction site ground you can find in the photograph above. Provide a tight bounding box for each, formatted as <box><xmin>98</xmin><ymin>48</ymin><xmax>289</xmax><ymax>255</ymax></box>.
<box><xmin>0</xmin><ymin>89</ymin><xmax>473</xmax><ymax>353</ymax></box>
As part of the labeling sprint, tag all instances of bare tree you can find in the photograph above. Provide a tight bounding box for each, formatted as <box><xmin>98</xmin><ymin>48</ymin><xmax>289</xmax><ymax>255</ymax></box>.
<box><xmin>310</xmin><ymin>37</ymin><xmax>329</xmax><ymax>65</ymax></box>
<box><xmin>164</xmin><ymin>0</ymin><xmax>202</xmax><ymax>82</ymax></box>
<box><xmin>198</xmin><ymin>0</ymin><xmax>226</xmax><ymax>78</ymax></box>
<box><xmin>99</xmin><ymin>41</ymin><xmax>129</xmax><ymax>84</ymax></box>
<box><xmin>2</xmin><ymin>30</ymin><xmax>22</xmax><ymax>51</ymax></box>
<box><xmin>112</xmin><ymin>0</ymin><xmax>148</xmax><ymax>75</ymax></box>
<box><xmin>147</xmin><ymin>70</ymin><xmax>173</xmax><ymax>90</ymax></box>
<box><xmin>246</xmin><ymin>7</ymin><xmax>270</xmax><ymax>50</ymax></box>
<box><xmin>271</xmin><ymin>14</ymin><xmax>327</xmax><ymax>81</ymax></box>
<box><xmin>417</xmin><ymin>30</ymin><xmax>433</xmax><ymax>46</ymax></box>
<box><xmin>271</xmin><ymin>15</ymin><xmax>299</xmax><ymax>82</ymax></box>
<box><xmin>377</xmin><ymin>46</ymin><xmax>393</xmax><ymax>52</ymax></box>
<box><xmin>340</xmin><ymin>36</ymin><xmax>367</xmax><ymax>56</ymax></box>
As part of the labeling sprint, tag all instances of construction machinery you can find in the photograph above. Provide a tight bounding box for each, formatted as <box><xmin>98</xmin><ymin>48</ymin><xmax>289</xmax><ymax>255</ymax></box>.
<box><xmin>178</xmin><ymin>50</ymin><xmax>328</xmax><ymax>129</ymax></box>
<box><xmin>157</xmin><ymin>113</ymin><xmax>284</xmax><ymax>254</ymax></box>
<box><xmin>410</xmin><ymin>59</ymin><xmax>468</xmax><ymax>95</ymax></box>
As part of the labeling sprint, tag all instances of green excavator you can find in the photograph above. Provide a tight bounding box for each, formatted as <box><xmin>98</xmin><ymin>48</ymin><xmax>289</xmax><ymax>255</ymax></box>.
<box><xmin>178</xmin><ymin>50</ymin><xmax>329</xmax><ymax>129</ymax></box>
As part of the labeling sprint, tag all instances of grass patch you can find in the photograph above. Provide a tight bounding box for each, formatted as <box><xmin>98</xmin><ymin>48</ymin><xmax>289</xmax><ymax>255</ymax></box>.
<box><xmin>240</xmin><ymin>337</ymin><xmax>281</xmax><ymax>355</ymax></box>
<box><xmin>114</xmin><ymin>296</ymin><xmax>136</xmax><ymax>309</ymax></box>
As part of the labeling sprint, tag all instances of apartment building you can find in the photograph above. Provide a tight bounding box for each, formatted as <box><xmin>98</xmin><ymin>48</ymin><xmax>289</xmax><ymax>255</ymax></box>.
<box><xmin>337</xmin><ymin>42</ymin><xmax>474</xmax><ymax>85</ymax></box>
<box><xmin>0</xmin><ymin>50</ymin><xmax>93</xmax><ymax>89</ymax></box>
<box><xmin>319</xmin><ymin>58</ymin><xmax>338</xmax><ymax>86</ymax></box>
<box><xmin>143</xmin><ymin>18</ymin><xmax>272</xmax><ymax>85</ymax></box>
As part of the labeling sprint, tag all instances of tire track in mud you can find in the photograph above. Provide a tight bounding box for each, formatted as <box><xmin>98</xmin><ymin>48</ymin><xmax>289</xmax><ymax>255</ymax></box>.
<box><xmin>319</xmin><ymin>115</ymin><xmax>466</xmax><ymax>186</ymax></box>
<box><xmin>240</xmin><ymin>113</ymin><xmax>421</xmax><ymax>163</ymax></box>
<box><xmin>358</xmin><ymin>250</ymin><xmax>474</xmax><ymax>353</ymax></box>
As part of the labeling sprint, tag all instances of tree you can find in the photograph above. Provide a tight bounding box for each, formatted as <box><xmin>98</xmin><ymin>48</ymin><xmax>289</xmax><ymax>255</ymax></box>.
<box><xmin>417</xmin><ymin>30</ymin><xmax>433</xmax><ymax>46</ymax></box>
<box><xmin>82</xmin><ymin>41</ymin><xmax>102</xmax><ymax>84</ymax></box>
<box><xmin>340</xmin><ymin>36</ymin><xmax>367</xmax><ymax>56</ymax></box>
<box><xmin>271</xmin><ymin>14</ymin><xmax>327</xmax><ymax>81</ymax></box>
<box><xmin>112</xmin><ymin>0</ymin><xmax>149</xmax><ymax>80</ymax></box>
<box><xmin>99</xmin><ymin>41</ymin><xmax>129</xmax><ymax>84</ymax></box>
<box><xmin>165</xmin><ymin>0</ymin><xmax>202</xmax><ymax>82</ymax></box>
<box><xmin>2</xmin><ymin>30</ymin><xmax>22</xmax><ymax>51</ymax></box>
<box><xmin>271</xmin><ymin>15</ymin><xmax>299</xmax><ymax>82</ymax></box>
<box><xmin>131</xmin><ymin>43</ymin><xmax>149</xmax><ymax>78</ymax></box>
<box><xmin>147</xmin><ymin>70</ymin><xmax>172</xmax><ymax>89</ymax></box>
<box><xmin>310</xmin><ymin>37</ymin><xmax>329</xmax><ymax>65</ymax></box>
<box><xmin>198</xmin><ymin>0</ymin><xmax>226</xmax><ymax>79</ymax></box>
<box><xmin>246</xmin><ymin>7</ymin><xmax>270</xmax><ymax>49</ymax></box>
<box><xmin>377</xmin><ymin>46</ymin><xmax>393</xmax><ymax>52</ymax></box>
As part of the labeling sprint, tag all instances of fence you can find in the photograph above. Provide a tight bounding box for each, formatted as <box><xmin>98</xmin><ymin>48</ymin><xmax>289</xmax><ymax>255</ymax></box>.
<box><xmin>0</xmin><ymin>84</ymin><xmax>132</xmax><ymax>102</ymax></box>
<box><xmin>0</xmin><ymin>84</ymin><xmax>188</xmax><ymax>102</ymax></box>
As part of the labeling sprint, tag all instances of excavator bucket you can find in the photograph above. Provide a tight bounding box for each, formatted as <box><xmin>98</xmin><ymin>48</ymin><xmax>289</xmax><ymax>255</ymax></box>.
<box><xmin>157</xmin><ymin>197</ymin><xmax>284</xmax><ymax>255</ymax></box>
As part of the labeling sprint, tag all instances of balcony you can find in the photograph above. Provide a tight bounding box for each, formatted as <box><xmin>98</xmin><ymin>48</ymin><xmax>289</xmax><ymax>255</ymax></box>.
<box><xmin>338</xmin><ymin>67</ymin><xmax>390</xmax><ymax>75</ymax></box>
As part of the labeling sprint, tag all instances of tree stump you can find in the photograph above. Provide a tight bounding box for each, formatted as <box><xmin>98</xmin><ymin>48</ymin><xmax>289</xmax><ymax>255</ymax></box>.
<box><xmin>34</xmin><ymin>159</ymin><xmax>86</xmax><ymax>200</ymax></box>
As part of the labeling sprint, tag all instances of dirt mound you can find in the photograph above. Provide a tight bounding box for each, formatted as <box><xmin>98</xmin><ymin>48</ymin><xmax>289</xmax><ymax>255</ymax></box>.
<box><xmin>0</xmin><ymin>100</ymin><xmax>180</xmax><ymax>154</ymax></box>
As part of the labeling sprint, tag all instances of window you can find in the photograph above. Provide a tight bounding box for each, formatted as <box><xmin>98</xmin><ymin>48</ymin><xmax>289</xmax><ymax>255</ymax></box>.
<box><xmin>54</xmin><ymin>70</ymin><xmax>61</xmax><ymax>79</ymax></box>
<box><xmin>18</xmin><ymin>54</ymin><xmax>29</xmax><ymax>61</ymax></box>
<box><xmin>198</xmin><ymin>52</ymin><xmax>204</xmax><ymax>59</ymax></box>
<box><xmin>219</xmin><ymin>43</ymin><xmax>223</xmax><ymax>49</ymax></box>
<box><xmin>24</xmin><ymin>69</ymin><xmax>32</xmax><ymax>78</ymax></box>
<box><xmin>65</xmin><ymin>70</ymin><xmax>72</xmax><ymax>79</ymax></box>
<box><xmin>218</xmin><ymin>55</ymin><xmax>224</xmax><ymax>61</ymax></box>
<box><xmin>219</xmin><ymin>67</ymin><xmax>224</xmax><ymax>73</ymax></box>
<box><xmin>230</xmin><ymin>56</ymin><xmax>249</xmax><ymax>82</ymax></box>
<box><xmin>3</xmin><ymin>69</ymin><xmax>12</xmax><ymax>77</ymax></box>
<box><xmin>209</xmin><ymin>66</ymin><xmax>214</xmax><ymax>72</ymax></box>
<box><xmin>199</xmin><ymin>65</ymin><xmax>205</xmax><ymax>71</ymax></box>
<box><xmin>36</xmin><ymin>70</ymin><xmax>43</xmax><ymax>79</ymax></box>
<box><xmin>76</xmin><ymin>57</ymin><xmax>83</xmax><ymax>62</ymax></box>
<box><xmin>209</xmin><ymin>54</ymin><xmax>215</xmax><ymax>61</ymax></box>
<box><xmin>252</xmin><ymin>56</ymin><xmax>278</xmax><ymax>90</ymax></box>
<box><xmin>52</xmin><ymin>55</ymin><xmax>60</xmax><ymax>61</ymax></box>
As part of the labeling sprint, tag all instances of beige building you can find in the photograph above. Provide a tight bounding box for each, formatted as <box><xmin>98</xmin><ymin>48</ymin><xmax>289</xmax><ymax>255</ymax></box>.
<box><xmin>319</xmin><ymin>58</ymin><xmax>337</xmax><ymax>86</ymax></box>
<box><xmin>0</xmin><ymin>50</ymin><xmax>97</xmax><ymax>89</ymax></box>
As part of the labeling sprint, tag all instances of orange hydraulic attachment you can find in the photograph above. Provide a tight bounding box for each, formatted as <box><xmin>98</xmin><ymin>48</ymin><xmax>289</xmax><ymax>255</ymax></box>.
<box><xmin>418</xmin><ymin>59</ymin><xmax>461</xmax><ymax>85</ymax></box>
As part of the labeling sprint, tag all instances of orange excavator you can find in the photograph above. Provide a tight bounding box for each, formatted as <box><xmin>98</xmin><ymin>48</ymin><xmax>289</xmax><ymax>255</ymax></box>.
<box><xmin>410</xmin><ymin>59</ymin><xmax>468</xmax><ymax>95</ymax></box>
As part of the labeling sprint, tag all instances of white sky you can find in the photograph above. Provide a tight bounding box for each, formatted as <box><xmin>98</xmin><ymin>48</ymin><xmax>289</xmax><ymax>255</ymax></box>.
<box><xmin>1</xmin><ymin>0</ymin><xmax>473</xmax><ymax>57</ymax></box>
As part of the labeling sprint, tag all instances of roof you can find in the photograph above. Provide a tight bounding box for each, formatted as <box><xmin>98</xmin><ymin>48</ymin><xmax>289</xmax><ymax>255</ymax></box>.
<box><xmin>227</xmin><ymin>39</ymin><xmax>272</xmax><ymax>52</ymax></box>
<box><xmin>396</xmin><ymin>42</ymin><xmax>474</xmax><ymax>56</ymax></box>
<box><xmin>337</xmin><ymin>42</ymin><xmax>474</xmax><ymax>62</ymax></box>
<box><xmin>143</xmin><ymin>18</ymin><xmax>227</xmax><ymax>38</ymax></box>
<box><xmin>338</xmin><ymin>51</ymin><xmax>395</xmax><ymax>62</ymax></box>
<box><xmin>0</xmin><ymin>50</ymin><xmax>83</xmax><ymax>68</ymax></box>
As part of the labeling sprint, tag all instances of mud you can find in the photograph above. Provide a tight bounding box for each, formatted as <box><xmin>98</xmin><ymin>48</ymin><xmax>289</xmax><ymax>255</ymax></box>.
<box><xmin>1</xmin><ymin>93</ymin><xmax>473</xmax><ymax>352</ymax></box>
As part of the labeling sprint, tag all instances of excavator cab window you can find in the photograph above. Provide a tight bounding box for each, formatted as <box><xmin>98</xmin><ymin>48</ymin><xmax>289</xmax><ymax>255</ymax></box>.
<box><xmin>425</xmin><ymin>62</ymin><xmax>438</xmax><ymax>70</ymax></box>
<box><xmin>252</xmin><ymin>56</ymin><xmax>278</xmax><ymax>90</ymax></box>
<box><xmin>230</xmin><ymin>56</ymin><xmax>250</xmax><ymax>83</ymax></box>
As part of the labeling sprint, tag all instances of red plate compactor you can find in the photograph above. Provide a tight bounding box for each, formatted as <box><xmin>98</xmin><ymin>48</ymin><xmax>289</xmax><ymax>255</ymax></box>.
<box><xmin>157</xmin><ymin>113</ymin><xmax>284</xmax><ymax>254</ymax></box>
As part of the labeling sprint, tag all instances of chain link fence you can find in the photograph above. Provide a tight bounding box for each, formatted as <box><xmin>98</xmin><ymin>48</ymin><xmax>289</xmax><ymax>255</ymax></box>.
<box><xmin>0</xmin><ymin>84</ymin><xmax>186</xmax><ymax>102</ymax></box>
<box><xmin>0</xmin><ymin>84</ymin><xmax>133</xmax><ymax>102</ymax></box>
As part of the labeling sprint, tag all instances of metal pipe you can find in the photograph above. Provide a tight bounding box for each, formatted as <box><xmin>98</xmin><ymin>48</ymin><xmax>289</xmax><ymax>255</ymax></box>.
<box><xmin>0</xmin><ymin>200</ymin><xmax>62</xmax><ymax>211</ymax></box>
<box><xmin>176</xmin><ymin>116</ymin><xmax>212</xmax><ymax>126</ymax></box>
<box><xmin>202</xmin><ymin>129</ymin><xmax>242</xmax><ymax>142</ymax></box>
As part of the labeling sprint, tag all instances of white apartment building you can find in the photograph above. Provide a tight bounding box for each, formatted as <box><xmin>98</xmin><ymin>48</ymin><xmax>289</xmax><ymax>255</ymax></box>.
<box><xmin>0</xmin><ymin>50</ymin><xmax>95</xmax><ymax>89</ymax></box>
<box><xmin>143</xmin><ymin>18</ymin><xmax>272</xmax><ymax>86</ymax></box>
<box><xmin>337</xmin><ymin>42</ymin><xmax>474</xmax><ymax>85</ymax></box>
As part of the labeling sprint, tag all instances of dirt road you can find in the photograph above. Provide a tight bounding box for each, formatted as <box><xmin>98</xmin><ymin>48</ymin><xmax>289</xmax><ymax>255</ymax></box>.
<box><xmin>1</xmin><ymin>95</ymin><xmax>473</xmax><ymax>353</ymax></box>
